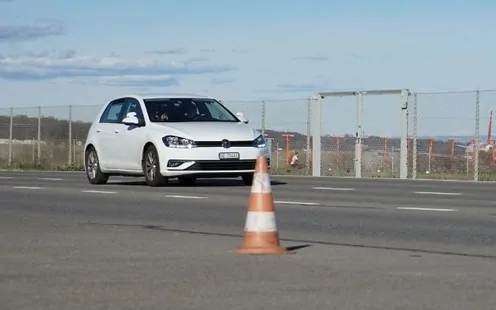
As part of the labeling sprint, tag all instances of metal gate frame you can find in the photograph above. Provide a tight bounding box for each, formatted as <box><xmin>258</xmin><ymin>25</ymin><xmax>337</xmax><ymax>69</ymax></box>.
<box><xmin>309</xmin><ymin>89</ymin><xmax>411</xmax><ymax>179</ymax></box>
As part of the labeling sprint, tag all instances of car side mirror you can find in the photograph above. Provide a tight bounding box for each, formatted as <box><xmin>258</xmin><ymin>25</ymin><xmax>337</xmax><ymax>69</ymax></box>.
<box><xmin>122</xmin><ymin>112</ymin><xmax>141</xmax><ymax>126</ymax></box>
<box><xmin>236</xmin><ymin>112</ymin><xmax>249</xmax><ymax>124</ymax></box>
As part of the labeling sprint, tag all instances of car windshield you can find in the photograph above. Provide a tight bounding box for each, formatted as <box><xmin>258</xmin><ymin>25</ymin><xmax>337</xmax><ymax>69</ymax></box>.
<box><xmin>143</xmin><ymin>98</ymin><xmax>240</xmax><ymax>123</ymax></box>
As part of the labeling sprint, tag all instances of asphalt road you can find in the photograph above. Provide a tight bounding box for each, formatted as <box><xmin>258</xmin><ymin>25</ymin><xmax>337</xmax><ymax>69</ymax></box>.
<box><xmin>1</xmin><ymin>171</ymin><xmax>496</xmax><ymax>309</ymax></box>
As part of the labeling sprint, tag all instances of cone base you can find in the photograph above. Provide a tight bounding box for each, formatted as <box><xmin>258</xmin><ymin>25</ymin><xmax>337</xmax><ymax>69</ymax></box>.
<box><xmin>233</xmin><ymin>246</ymin><xmax>295</xmax><ymax>255</ymax></box>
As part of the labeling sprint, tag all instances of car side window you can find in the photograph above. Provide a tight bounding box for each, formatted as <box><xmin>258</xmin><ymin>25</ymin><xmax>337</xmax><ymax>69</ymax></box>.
<box><xmin>123</xmin><ymin>98</ymin><xmax>145</xmax><ymax>123</ymax></box>
<box><xmin>99</xmin><ymin>99</ymin><xmax>127</xmax><ymax>123</ymax></box>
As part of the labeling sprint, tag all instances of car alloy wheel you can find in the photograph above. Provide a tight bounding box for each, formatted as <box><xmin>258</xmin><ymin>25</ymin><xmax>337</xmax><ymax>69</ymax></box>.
<box><xmin>85</xmin><ymin>147</ymin><xmax>108</xmax><ymax>184</ymax></box>
<box><xmin>87</xmin><ymin>150</ymin><xmax>98</xmax><ymax>179</ymax></box>
<box><xmin>145</xmin><ymin>150</ymin><xmax>157</xmax><ymax>181</ymax></box>
<box><xmin>143</xmin><ymin>145</ymin><xmax>168</xmax><ymax>186</ymax></box>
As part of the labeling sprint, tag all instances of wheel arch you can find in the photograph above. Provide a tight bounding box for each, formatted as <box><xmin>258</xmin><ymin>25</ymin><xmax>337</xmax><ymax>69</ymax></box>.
<box><xmin>84</xmin><ymin>143</ymin><xmax>96</xmax><ymax>165</ymax></box>
<box><xmin>85</xmin><ymin>143</ymin><xmax>95</xmax><ymax>154</ymax></box>
<box><xmin>141</xmin><ymin>142</ymin><xmax>156</xmax><ymax>164</ymax></box>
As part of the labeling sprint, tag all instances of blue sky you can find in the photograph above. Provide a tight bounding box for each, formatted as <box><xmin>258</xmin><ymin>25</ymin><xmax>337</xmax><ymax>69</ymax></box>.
<box><xmin>1</xmin><ymin>0</ymin><xmax>496</xmax><ymax>138</ymax></box>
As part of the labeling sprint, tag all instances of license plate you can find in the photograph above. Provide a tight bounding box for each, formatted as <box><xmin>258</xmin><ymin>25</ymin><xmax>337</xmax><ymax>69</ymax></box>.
<box><xmin>218</xmin><ymin>152</ymin><xmax>240</xmax><ymax>160</ymax></box>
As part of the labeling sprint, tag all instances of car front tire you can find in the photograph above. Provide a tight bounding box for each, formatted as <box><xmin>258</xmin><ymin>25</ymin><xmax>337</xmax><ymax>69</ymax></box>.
<box><xmin>142</xmin><ymin>145</ymin><xmax>168</xmax><ymax>187</ymax></box>
<box><xmin>85</xmin><ymin>146</ymin><xmax>109</xmax><ymax>185</ymax></box>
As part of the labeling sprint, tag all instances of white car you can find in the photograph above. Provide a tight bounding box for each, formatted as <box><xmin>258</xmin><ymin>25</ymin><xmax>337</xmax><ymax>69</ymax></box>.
<box><xmin>83</xmin><ymin>93</ymin><xmax>270</xmax><ymax>186</ymax></box>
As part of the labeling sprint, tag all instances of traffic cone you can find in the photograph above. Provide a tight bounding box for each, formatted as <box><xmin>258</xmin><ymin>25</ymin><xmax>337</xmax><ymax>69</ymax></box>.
<box><xmin>234</xmin><ymin>156</ymin><xmax>293</xmax><ymax>255</ymax></box>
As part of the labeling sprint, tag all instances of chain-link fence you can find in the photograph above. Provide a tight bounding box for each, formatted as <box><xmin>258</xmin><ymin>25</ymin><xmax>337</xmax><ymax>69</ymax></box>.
<box><xmin>2</xmin><ymin>90</ymin><xmax>496</xmax><ymax>181</ymax></box>
<box><xmin>222</xmin><ymin>98</ymin><xmax>310</xmax><ymax>175</ymax></box>
<box><xmin>410</xmin><ymin>90</ymin><xmax>496</xmax><ymax>181</ymax></box>
<box><xmin>310</xmin><ymin>90</ymin><xmax>409</xmax><ymax>178</ymax></box>
<box><xmin>0</xmin><ymin>105</ymin><xmax>101</xmax><ymax>170</ymax></box>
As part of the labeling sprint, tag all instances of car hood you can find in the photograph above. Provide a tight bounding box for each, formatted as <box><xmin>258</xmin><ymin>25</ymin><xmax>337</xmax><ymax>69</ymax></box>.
<box><xmin>151</xmin><ymin>122</ymin><xmax>260</xmax><ymax>141</ymax></box>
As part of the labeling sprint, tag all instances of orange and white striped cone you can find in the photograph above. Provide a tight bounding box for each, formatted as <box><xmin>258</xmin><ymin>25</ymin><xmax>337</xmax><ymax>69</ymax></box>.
<box><xmin>234</xmin><ymin>156</ymin><xmax>293</xmax><ymax>255</ymax></box>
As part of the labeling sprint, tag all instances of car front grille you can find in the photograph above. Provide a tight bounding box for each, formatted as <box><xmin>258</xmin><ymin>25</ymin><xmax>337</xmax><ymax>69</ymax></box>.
<box><xmin>195</xmin><ymin>141</ymin><xmax>254</xmax><ymax>147</ymax></box>
<box><xmin>173</xmin><ymin>158</ymin><xmax>270</xmax><ymax>171</ymax></box>
<box><xmin>185</xmin><ymin>160</ymin><xmax>256</xmax><ymax>171</ymax></box>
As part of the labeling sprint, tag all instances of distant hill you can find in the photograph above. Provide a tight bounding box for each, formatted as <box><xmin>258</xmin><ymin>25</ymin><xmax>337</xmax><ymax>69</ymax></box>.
<box><xmin>0</xmin><ymin>114</ymin><xmax>473</xmax><ymax>156</ymax></box>
<box><xmin>420</xmin><ymin>136</ymin><xmax>489</xmax><ymax>144</ymax></box>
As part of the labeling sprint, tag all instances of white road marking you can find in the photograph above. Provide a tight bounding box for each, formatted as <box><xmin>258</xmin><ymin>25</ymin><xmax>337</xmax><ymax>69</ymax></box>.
<box><xmin>38</xmin><ymin>177</ymin><xmax>64</xmax><ymax>181</ymax></box>
<box><xmin>13</xmin><ymin>186</ymin><xmax>42</xmax><ymax>190</ymax></box>
<box><xmin>312</xmin><ymin>187</ymin><xmax>354</xmax><ymax>191</ymax></box>
<box><xmin>414</xmin><ymin>191</ymin><xmax>462</xmax><ymax>196</ymax></box>
<box><xmin>397</xmin><ymin>207</ymin><xmax>458</xmax><ymax>212</ymax></box>
<box><xmin>82</xmin><ymin>190</ymin><xmax>117</xmax><ymax>194</ymax></box>
<box><xmin>275</xmin><ymin>200</ymin><xmax>320</xmax><ymax>206</ymax></box>
<box><xmin>0</xmin><ymin>176</ymin><xmax>13</xmax><ymax>179</ymax></box>
<box><xmin>165</xmin><ymin>195</ymin><xmax>207</xmax><ymax>199</ymax></box>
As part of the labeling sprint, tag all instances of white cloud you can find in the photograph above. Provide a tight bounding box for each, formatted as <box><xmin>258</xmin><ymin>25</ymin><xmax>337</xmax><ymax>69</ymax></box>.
<box><xmin>0</xmin><ymin>19</ymin><xmax>64</xmax><ymax>41</ymax></box>
<box><xmin>209</xmin><ymin>78</ymin><xmax>235</xmax><ymax>85</ymax></box>
<box><xmin>78</xmin><ymin>75</ymin><xmax>179</xmax><ymax>87</ymax></box>
<box><xmin>145</xmin><ymin>47</ymin><xmax>187</xmax><ymax>55</ymax></box>
<box><xmin>0</xmin><ymin>50</ymin><xmax>237</xmax><ymax>85</ymax></box>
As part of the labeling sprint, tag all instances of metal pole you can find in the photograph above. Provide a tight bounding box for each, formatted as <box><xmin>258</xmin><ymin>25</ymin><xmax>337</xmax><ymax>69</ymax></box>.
<box><xmin>399</xmin><ymin>89</ymin><xmax>409</xmax><ymax>179</ymax></box>
<box><xmin>68</xmin><ymin>105</ymin><xmax>73</xmax><ymax>165</ymax></box>
<box><xmin>428</xmin><ymin>145</ymin><xmax>432</xmax><ymax>172</ymax></box>
<box><xmin>355</xmin><ymin>92</ymin><xmax>363</xmax><ymax>178</ymax></box>
<box><xmin>8</xmin><ymin>107</ymin><xmax>13</xmax><ymax>166</ymax></box>
<box><xmin>37</xmin><ymin>106</ymin><xmax>41</xmax><ymax>163</ymax></box>
<box><xmin>276</xmin><ymin>142</ymin><xmax>280</xmax><ymax>171</ymax></box>
<box><xmin>311</xmin><ymin>95</ymin><xmax>322</xmax><ymax>176</ymax></box>
<box><xmin>474</xmin><ymin>89</ymin><xmax>480</xmax><ymax>181</ymax></box>
<box><xmin>391</xmin><ymin>145</ymin><xmax>394</xmax><ymax>172</ymax></box>
<box><xmin>305</xmin><ymin>98</ymin><xmax>311</xmax><ymax>175</ymax></box>
<box><xmin>466</xmin><ymin>152</ymin><xmax>469</xmax><ymax>176</ymax></box>
<box><xmin>412</xmin><ymin>93</ymin><xmax>418</xmax><ymax>179</ymax></box>
<box><xmin>261</xmin><ymin>100</ymin><xmax>266</xmax><ymax>137</ymax></box>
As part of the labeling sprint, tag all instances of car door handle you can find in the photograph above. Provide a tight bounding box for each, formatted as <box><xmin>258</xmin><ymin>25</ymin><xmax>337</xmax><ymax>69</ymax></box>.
<box><xmin>96</xmin><ymin>129</ymin><xmax>101</xmax><ymax>133</ymax></box>
<box><xmin>114</xmin><ymin>129</ymin><xmax>120</xmax><ymax>133</ymax></box>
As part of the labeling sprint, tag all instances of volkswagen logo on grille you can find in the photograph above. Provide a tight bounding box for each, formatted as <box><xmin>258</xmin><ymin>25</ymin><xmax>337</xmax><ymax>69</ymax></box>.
<box><xmin>221</xmin><ymin>139</ymin><xmax>231</xmax><ymax>149</ymax></box>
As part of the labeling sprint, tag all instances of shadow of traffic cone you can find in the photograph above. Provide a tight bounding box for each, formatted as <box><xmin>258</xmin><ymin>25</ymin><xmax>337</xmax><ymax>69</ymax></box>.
<box><xmin>234</xmin><ymin>156</ymin><xmax>293</xmax><ymax>255</ymax></box>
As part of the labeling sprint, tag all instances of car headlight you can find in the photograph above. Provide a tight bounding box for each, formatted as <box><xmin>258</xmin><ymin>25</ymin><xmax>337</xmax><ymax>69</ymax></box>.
<box><xmin>252</xmin><ymin>135</ymin><xmax>267</xmax><ymax>148</ymax></box>
<box><xmin>162</xmin><ymin>135</ymin><xmax>197</xmax><ymax>148</ymax></box>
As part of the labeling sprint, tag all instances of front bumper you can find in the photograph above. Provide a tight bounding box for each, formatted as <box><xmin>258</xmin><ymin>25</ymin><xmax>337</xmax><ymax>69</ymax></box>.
<box><xmin>158</xmin><ymin>144</ymin><xmax>270</xmax><ymax>177</ymax></box>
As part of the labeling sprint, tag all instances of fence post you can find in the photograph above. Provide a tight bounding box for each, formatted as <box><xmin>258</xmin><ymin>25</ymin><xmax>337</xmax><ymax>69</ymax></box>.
<box><xmin>37</xmin><ymin>106</ymin><xmax>41</xmax><ymax>163</ymax></box>
<box><xmin>399</xmin><ymin>89</ymin><xmax>409</xmax><ymax>179</ymax></box>
<box><xmin>412</xmin><ymin>93</ymin><xmax>418</xmax><ymax>179</ymax></box>
<box><xmin>8</xmin><ymin>107</ymin><xmax>13</xmax><ymax>166</ymax></box>
<box><xmin>305</xmin><ymin>98</ymin><xmax>311</xmax><ymax>175</ymax></box>
<box><xmin>310</xmin><ymin>94</ymin><xmax>322</xmax><ymax>176</ymax></box>
<box><xmin>355</xmin><ymin>92</ymin><xmax>363</xmax><ymax>178</ymax></box>
<box><xmin>68</xmin><ymin>105</ymin><xmax>73</xmax><ymax>166</ymax></box>
<box><xmin>261</xmin><ymin>100</ymin><xmax>266</xmax><ymax>136</ymax></box>
<box><xmin>474</xmin><ymin>89</ymin><xmax>480</xmax><ymax>182</ymax></box>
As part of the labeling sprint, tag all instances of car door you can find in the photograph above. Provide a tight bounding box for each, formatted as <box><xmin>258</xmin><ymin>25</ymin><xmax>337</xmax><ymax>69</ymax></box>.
<box><xmin>95</xmin><ymin>98</ymin><xmax>128</xmax><ymax>170</ymax></box>
<box><xmin>114</xmin><ymin>97</ymin><xmax>148</xmax><ymax>172</ymax></box>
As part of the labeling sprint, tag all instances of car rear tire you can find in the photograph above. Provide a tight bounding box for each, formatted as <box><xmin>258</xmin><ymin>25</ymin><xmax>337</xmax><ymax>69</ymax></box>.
<box><xmin>178</xmin><ymin>176</ymin><xmax>197</xmax><ymax>186</ymax></box>
<box><xmin>85</xmin><ymin>146</ymin><xmax>109</xmax><ymax>185</ymax></box>
<box><xmin>241</xmin><ymin>174</ymin><xmax>253</xmax><ymax>186</ymax></box>
<box><xmin>142</xmin><ymin>145</ymin><xmax>168</xmax><ymax>187</ymax></box>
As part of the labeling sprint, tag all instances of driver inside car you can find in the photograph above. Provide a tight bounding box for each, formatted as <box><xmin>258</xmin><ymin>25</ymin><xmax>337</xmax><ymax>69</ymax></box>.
<box><xmin>183</xmin><ymin>102</ymin><xmax>201</xmax><ymax>120</ymax></box>
<box><xmin>154</xmin><ymin>104</ymin><xmax>169</xmax><ymax>121</ymax></box>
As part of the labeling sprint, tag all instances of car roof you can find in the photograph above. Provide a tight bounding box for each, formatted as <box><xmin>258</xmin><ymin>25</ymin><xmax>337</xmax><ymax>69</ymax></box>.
<box><xmin>113</xmin><ymin>93</ymin><xmax>215</xmax><ymax>101</ymax></box>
